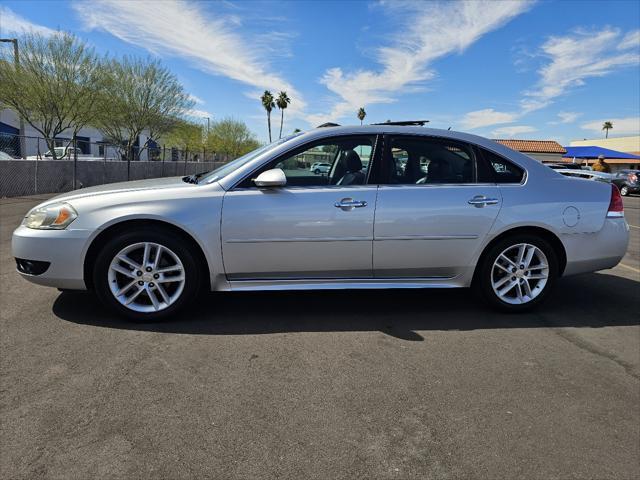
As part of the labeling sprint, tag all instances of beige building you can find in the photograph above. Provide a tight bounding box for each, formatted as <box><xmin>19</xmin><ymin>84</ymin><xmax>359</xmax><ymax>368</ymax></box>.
<box><xmin>570</xmin><ymin>135</ymin><xmax>640</xmax><ymax>156</ymax></box>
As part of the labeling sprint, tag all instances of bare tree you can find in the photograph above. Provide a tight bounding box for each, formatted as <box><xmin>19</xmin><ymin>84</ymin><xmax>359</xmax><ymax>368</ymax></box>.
<box><xmin>0</xmin><ymin>33</ymin><xmax>104</xmax><ymax>158</ymax></box>
<box><xmin>95</xmin><ymin>57</ymin><xmax>193</xmax><ymax>161</ymax></box>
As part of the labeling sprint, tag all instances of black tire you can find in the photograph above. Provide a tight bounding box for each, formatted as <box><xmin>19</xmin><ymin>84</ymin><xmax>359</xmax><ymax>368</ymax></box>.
<box><xmin>93</xmin><ymin>226</ymin><xmax>203</xmax><ymax>321</ymax></box>
<box><xmin>620</xmin><ymin>185</ymin><xmax>629</xmax><ymax>196</ymax></box>
<box><xmin>473</xmin><ymin>234</ymin><xmax>559</xmax><ymax>312</ymax></box>
<box><xmin>314</xmin><ymin>169</ymin><xmax>321</xmax><ymax>174</ymax></box>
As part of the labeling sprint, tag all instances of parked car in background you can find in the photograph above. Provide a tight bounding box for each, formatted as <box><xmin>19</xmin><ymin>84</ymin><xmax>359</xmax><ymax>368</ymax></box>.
<box><xmin>554</xmin><ymin>169</ymin><xmax>614</xmax><ymax>183</ymax></box>
<box><xmin>13</xmin><ymin>125</ymin><xmax>629</xmax><ymax>321</ymax></box>
<box><xmin>611</xmin><ymin>170</ymin><xmax>640</xmax><ymax>196</ymax></box>
<box><xmin>310</xmin><ymin>162</ymin><xmax>331</xmax><ymax>174</ymax></box>
<box><xmin>545</xmin><ymin>163</ymin><xmax>583</xmax><ymax>170</ymax></box>
<box><xmin>26</xmin><ymin>146</ymin><xmax>104</xmax><ymax>161</ymax></box>
<box><xmin>44</xmin><ymin>146</ymin><xmax>82</xmax><ymax>159</ymax></box>
<box><xmin>25</xmin><ymin>146</ymin><xmax>85</xmax><ymax>160</ymax></box>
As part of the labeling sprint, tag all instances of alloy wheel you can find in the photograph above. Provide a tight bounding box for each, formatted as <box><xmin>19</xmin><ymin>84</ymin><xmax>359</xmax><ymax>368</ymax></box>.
<box><xmin>491</xmin><ymin>243</ymin><xmax>549</xmax><ymax>305</ymax></box>
<box><xmin>107</xmin><ymin>242</ymin><xmax>185</xmax><ymax>313</ymax></box>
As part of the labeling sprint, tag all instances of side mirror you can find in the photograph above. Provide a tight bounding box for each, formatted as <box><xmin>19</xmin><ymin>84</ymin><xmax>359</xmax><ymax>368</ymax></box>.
<box><xmin>254</xmin><ymin>168</ymin><xmax>287</xmax><ymax>188</ymax></box>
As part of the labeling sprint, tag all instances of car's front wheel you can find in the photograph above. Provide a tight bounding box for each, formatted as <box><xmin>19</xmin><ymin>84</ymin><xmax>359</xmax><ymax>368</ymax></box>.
<box><xmin>93</xmin><ymin>227</ymin><xmax>202</xmax><ymax>321</ymax></box>
<box><xmin>475</xmin><ymin>234</ymin><xmax>558</xmax><ymax>312</ymax></box>
<box><xmin>620</xmin><ymin>185</ymin><xmax>629</xmax><ymax>196</ymax></box>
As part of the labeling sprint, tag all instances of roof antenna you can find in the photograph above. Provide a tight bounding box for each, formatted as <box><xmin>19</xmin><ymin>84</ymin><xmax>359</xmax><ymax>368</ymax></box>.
<box><xmin>447</xmin><ymin>126</ymin><xmax>451</xmax><ymax>130</ymax></box>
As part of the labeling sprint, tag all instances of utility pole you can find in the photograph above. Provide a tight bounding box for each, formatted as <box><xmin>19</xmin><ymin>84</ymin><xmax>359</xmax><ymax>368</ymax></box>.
<box><xmin>206</xmin><ymin>116</ymin><xmax>210</xmax><ymax>134</ymax></box>
<box><xmin>0</xmin><ymin>38</ymin><xmax>26</xmax><ymax>158</ymax></box>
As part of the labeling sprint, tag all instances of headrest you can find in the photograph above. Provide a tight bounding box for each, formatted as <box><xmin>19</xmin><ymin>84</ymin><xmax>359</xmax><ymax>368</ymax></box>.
<box><xmin>427</xmin><ymin>159</ymin><xmax>451</xmax><ymax>180</ymax></box>
<box><xmin>343</xmin><ymin>150</ymin><xmax>362</xmax><ymax>172</ymax></box>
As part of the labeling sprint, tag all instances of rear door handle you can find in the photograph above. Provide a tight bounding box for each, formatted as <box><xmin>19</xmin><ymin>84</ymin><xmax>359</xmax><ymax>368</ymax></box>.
<box><xmin>335</xmin><ymin>198</ymin><xmax>368</xmax><ymax>210</ymax></box>
<box><xmin>468</xmin><ymin>195</ymin><xmax>499</xmax><ymax>207</ymax></box>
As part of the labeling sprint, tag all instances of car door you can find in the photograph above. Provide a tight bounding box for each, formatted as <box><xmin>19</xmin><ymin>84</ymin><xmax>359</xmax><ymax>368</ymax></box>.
<box><xmin>373</xmin><ymin>135</ymin><xmax>503</xmax><ymax>278</ymax></box>
<box><xmin>221</xmin><ymin>135</ymin><xmax>380</xmax><ymax>280</ymax></box>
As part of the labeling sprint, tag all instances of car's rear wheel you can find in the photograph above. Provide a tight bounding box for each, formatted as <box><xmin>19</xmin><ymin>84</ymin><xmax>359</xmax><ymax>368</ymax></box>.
<box><xmin>93</xmin><ymin>227</ymin><xmax>202</xmax><ymax>321</ymax></box>
<box><xmin>475</xmin><ymin>234</ymin><xmax>558</xmax><ymax>312</ymax></box>
<box><xmin>620</xmin><ymin>185</ymin><xmax>629</xmax><ymax>196</ymax></box>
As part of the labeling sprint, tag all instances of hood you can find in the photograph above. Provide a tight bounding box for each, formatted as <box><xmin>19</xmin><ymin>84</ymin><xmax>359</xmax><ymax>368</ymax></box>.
<box><xmin>49</xmin><ymin>176</ymin><xmax>191</xmax><ymax>203</ymax></box>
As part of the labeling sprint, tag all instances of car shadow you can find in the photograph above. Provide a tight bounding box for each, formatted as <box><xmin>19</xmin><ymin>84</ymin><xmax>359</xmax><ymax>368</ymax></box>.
<box><xmin>53</xmin><ymin>271</ymin><xmax>639</xmax><ymax>341</ymax></box>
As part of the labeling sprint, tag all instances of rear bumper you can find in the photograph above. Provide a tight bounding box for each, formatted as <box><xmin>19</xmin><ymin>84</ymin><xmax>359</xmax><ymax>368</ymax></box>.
<box><xmin>12</xmin><ymin>225</ymin><xmax>91</xmax><ymax>290</ymax></box>
<box><xmin>562</xmin><ymin>218</ymin><xmax>629</xmax><ymax>276</ymax></box>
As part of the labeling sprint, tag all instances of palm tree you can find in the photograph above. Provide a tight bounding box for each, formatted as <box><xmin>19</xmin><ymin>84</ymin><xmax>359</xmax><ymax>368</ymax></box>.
<box><xmin>276</xmin><ymin>91</ymin><xmax>291</xmax><ymax>139</ymax></box>
<box><xmin>357</xmin><ymin>107</ymin><xmax>366</xmax><ymax>125</ymax></box>
<box><xmin>261</xmin><ymin>90</ymin><xmax>275</xmax><ymax>142</ymax></box>
<box><xmin>602</xmin><ymin>121</ymin><xmax>613</xmax><ymax>138</ymax></box>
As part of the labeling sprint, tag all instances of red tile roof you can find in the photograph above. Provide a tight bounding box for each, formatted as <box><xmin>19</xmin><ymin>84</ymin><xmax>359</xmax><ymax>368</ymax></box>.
<box><xmin>493</xmin><ymin>139</ymin><xmax>567</xmax><ymax>154</ymax></box>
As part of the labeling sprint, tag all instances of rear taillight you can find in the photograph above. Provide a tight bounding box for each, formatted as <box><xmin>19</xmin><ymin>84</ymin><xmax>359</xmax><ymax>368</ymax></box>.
<box><xmin>607</xmin><ymin>184</ymin><xmax>624</xmax><ymax>218</ymax></box>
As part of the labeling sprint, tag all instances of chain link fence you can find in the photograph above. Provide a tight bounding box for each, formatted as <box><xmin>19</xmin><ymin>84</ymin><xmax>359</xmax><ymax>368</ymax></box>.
<box><xmin>0</xmin><ymin>134</ymin><xmax>231</xmax><ymax>198</ymax></box>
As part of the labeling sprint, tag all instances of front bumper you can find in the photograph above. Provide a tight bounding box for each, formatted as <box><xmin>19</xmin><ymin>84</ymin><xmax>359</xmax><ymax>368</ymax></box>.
<box><xmin>12</xmin><ymin>225</ymin><xmax>93</xmax><ymax>290</ymax></box>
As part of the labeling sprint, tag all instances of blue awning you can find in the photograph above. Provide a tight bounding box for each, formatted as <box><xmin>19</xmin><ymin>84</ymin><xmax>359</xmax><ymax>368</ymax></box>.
<box><xmin>563</xmin><ymin>146</ymin><xmax>640</xmax><ymax>159</ymax></box>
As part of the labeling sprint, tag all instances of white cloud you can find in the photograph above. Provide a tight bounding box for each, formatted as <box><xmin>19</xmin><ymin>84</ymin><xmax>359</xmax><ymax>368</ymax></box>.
<box><xmin>0</xmin><ymin>6</ymin><xmax>56</xmax><ymax>36</ymax></box>
<box><xmin>73</xmin><ymin>0</ymin><xmax>306</xmax><ymax>114</ymax></box>
<box><xmin>188</xmin><ymin>94</ymin><xmax>204</xmax><ymax>105</ymax></box>
<box><xmin>546</xmin><ymin>111</ymin><xmax>582</xmax><ymax>125</ymax></box>
<box><xmin>522</xmin><ymin>28</ymin><xmax>640</xmax><ymax>112</ymax></box>
<box><xmin>308</xmin><ymin>0</ymin><xmax>533</xmax><ymax>124</ymax></box>
<box><xmin>462</xmin><ymin>27</ymin><xmax>638</xmax><ymax>133</ymax></box>
<box><xmin>580</xmin><ymin>117</ymin><xmax>640</xmax><ymax>136</ymax></box>
<box><xmin>491</xmin><ymin>125</ymin><xmax>537</xmax><ymax>138</ymax></box>
<box><xmin>186</xmin><ymin>108</ymin><xmax>213</xmax><ymax>120</ymax></box>
<box><xmin>557</xmin><ymin>111</ymin><xmax>581</xmax><ymax>123</ymax></box>
<box><xmin>618</xmin><ymin>30</ymin><xmax>640</xmax><ymax>50</ymax></box>
<box><xmin>460</xmin><ymin>109</ymin><xmax>519</xmax><ymax>129</ymax></box>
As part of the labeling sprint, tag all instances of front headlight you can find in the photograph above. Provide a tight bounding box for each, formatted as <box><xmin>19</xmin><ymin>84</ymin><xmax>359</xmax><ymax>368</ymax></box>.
<box><xmin>23</xmin><ymin>202</ymin><xmax>78</xmax><ymax>230</ymax></box>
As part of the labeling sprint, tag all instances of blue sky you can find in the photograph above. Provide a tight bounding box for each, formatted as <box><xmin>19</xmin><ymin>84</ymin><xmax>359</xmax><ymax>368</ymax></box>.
<box><xmin>1</xmin><ymin>0</ymin><xmax>639</xmax><ymax>144</ymax></box>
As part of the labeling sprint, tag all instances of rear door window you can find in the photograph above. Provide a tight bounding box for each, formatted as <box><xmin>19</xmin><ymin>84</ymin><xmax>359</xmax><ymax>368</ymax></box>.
<box><xmin>382</xmin><ymin>136</ymin><xmax>475</xmax><ymax>185</ymax></box>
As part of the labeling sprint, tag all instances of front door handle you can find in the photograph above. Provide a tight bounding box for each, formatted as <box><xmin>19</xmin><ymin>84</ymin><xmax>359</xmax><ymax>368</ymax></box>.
<box><xmin>468</xmin><ymin>195</ymin><xmax>499</xmax><ymax>207</ymax></box>
<box><xmin>335</xmin><ymin>198</ymin><xmax>368</xmax><ymax>210</ymax></box>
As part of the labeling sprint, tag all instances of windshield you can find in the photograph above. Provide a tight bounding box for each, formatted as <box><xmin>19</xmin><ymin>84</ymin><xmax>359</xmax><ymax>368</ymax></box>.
<box><xmin>201</xmin><ymin>134</ymin><xmax>302</xmax><ymax>184</ymax></box>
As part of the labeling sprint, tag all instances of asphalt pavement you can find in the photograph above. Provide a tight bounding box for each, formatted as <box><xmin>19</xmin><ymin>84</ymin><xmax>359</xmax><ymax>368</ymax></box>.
<box><xmin>1</xmin><ymin>194</ymin><xmax>639</xmax><ymax>480</ymax></box>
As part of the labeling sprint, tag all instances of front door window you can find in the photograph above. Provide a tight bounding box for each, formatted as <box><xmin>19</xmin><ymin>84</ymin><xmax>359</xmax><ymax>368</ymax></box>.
<box><xmin>237</xmin><ymin>136</ymin><xmax>376</xmax><ymax>188</ymax></box>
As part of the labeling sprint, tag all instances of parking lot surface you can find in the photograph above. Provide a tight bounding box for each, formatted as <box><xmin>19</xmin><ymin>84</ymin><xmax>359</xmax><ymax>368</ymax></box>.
<box><xmin>1</xmin><ymin>194</ymin><xmax>639</xmax><ymax>479</ymax></box>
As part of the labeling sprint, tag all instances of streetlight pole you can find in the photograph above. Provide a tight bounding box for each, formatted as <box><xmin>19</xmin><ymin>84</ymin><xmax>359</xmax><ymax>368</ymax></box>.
<box><xmin>0</xmin><ymin>38</ymin><xmax>26</xmax><ymax>158</ymax></box>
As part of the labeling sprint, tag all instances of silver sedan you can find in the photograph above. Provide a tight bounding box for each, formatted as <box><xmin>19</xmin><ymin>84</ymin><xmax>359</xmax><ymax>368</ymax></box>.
<box><xmin>12</xmin><ymin>126</ymin><xmax>630</xmax><ymax>320</ymax></box>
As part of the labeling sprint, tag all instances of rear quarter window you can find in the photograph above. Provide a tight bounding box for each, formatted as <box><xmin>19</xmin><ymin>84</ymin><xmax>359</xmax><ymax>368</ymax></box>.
<box><xmin>478</xmin><ymin>148</ymin><xmax>525</xmax><ymax>184</ymax></box>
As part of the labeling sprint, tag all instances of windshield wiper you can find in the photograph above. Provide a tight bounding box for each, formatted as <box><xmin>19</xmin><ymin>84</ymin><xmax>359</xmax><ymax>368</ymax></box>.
<box><xmin>181</xmin><ymin>171</ymin><xmax>210</xmax><ymax>184</ymax></box>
